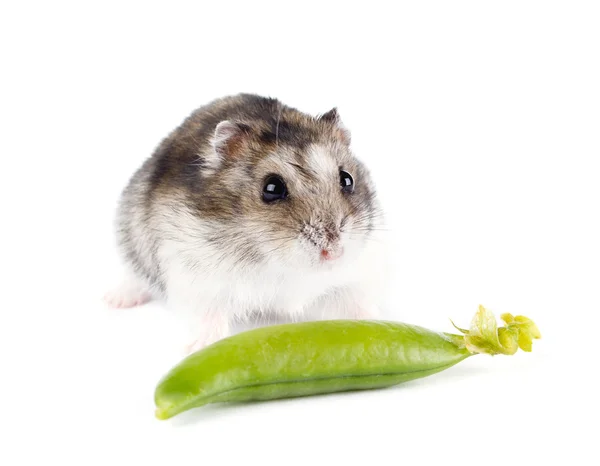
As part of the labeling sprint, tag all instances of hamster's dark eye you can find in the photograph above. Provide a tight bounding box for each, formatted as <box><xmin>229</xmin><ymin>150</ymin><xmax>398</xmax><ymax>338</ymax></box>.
<box><xmin>262</xmin><ymin>175</ymin><xmax>288</xmax><ymax>203</ymax></box>
<box><xmin>340</xmin><ymin>170</ymin><xmax>354</xmax><ymax>194</ymax></box>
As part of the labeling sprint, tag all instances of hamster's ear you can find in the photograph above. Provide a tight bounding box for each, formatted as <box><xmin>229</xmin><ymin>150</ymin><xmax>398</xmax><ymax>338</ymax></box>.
<box><xmin>319</xmin><ymin>107</ymin><xmax>341</xmax><ymax>123</ymax></box>
<box><xmin>208</xmin><ymin>120</ymin><xmax>251</xmax><ymax>169</ymax></box>
<box><xmin>319</xmin><ymin>107</ymin><xmax>351</xmax><ymax>145</ymax></box>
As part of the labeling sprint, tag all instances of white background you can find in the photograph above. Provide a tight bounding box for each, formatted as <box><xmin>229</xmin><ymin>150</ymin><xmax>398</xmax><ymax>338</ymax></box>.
<box><xmin>2</xmin><ymin>1</ymin><xmax>599</xmax><ymax>465</ymax></box>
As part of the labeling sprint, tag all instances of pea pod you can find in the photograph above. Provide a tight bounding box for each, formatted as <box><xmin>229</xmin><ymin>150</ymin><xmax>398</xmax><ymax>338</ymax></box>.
<box><xmin>154</xmin><ymin>305</ymin><xmax>540</xmax><ymax>420</ymax></box>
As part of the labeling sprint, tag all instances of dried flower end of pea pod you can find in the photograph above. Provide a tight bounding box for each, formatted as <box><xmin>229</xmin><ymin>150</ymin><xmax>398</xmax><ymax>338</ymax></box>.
<box><xmin>449</xmin><ymin>305</ymin><xmax>542</xmax><ymax>355</ymax></box>
<box><xmin>154</xmin><ymin>305</ymin><xmax>540</xmax><ymax>420</ymax></box>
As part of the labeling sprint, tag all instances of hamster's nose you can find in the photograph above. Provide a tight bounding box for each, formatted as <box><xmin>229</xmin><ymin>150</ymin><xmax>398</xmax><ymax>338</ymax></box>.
<box><xmin>320</xmin><ymin>222</ymin><xmax>343</xmax><ymax>260</ymax></box>
<box><xmin>321</xmin><ymin>247</ymin><xmax>344</xmax><ymax>261</ymax></box>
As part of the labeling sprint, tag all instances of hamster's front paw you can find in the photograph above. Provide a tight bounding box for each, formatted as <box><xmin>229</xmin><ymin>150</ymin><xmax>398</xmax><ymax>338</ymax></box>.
<box><xmin>183</xmin><ymin>313</ymin><xmax>230</xmax><ymax>355</ymax></box>
<box><xmin>184</xmin><ymin>336</ymin><xmax>218</xmax><ymax>355</ymax></box>
<box><xmin>103</xmin><ymin>281</ymin><xmax>152</xmax><ymax>308</ymax></box>
<box><xmin>351</xmin><ymin>305</ymin><xmax>380</xmax><ymax>320</ymax></box>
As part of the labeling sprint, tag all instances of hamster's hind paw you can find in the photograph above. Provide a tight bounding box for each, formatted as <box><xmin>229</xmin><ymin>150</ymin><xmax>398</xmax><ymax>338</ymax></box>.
<box><xmin>103</xmin><ymin>281</ymin><xmax>152</xmax><ymax>308</ymax></box>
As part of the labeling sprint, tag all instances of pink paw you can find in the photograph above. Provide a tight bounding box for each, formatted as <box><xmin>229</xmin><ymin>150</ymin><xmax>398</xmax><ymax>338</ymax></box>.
<box><xmin>103</xmin><ymin>283</ymin><xmax>152</xmax><ymax>308</ymax></box>
<box><xmin>352</xmin><ymin>306</ymin><xmax>380</xmax><ymax>320</ymax></box>
<box><xmin>184</xmin><ymin>336</ymin><xmax>217</xmax><ymax>355</ymax></box>
<box><xmin>183</xmin><ymin>314</ymin><xmax>230</xmax><ymax>355</ymax></box>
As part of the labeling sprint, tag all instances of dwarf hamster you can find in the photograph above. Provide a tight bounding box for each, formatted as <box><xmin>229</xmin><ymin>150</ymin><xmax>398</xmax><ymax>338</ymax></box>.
<box><xmin>105</xmin><ymin>93</ymin><xmax>389</xmax><ymax>354</ymax></box>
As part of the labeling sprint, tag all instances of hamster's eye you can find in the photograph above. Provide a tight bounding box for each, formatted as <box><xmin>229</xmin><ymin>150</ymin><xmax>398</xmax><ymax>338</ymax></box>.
<box><xmin>340</xmin><ymin>170</ymin><xmax>354</xmax><ymax>194</ymax></box>
<box><xmin>262</xmin><ymin>175</ymin><xmax>288</xmax><ymax>203</ymax></box>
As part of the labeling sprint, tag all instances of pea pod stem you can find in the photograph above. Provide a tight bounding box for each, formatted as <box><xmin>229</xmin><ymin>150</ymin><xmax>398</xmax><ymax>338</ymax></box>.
<box><xmin>448</xmin><ymin>305</ymin><xmax>542</xmax><ymax>355</ymax></box>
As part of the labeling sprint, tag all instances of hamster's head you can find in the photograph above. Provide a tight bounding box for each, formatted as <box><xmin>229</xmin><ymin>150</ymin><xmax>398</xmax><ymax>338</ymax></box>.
<box><xmin>201</xmin><ymin>107</ymin><xmax>382</xmax><ymax>270</ymax></box>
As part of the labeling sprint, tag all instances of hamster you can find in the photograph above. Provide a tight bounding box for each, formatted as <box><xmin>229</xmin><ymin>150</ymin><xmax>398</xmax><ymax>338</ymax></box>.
<box><xmin>105</xmin><ymin>93</ymin><xmax>389</xmax><ymax>354</ymax></box>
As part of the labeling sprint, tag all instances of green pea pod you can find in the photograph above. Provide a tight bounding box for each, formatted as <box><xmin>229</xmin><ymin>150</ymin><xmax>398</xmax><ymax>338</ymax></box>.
<box><xmin>154</xmin><ymin>305</ymin><xmax>540</xmax><ymax>420</ymax></box>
